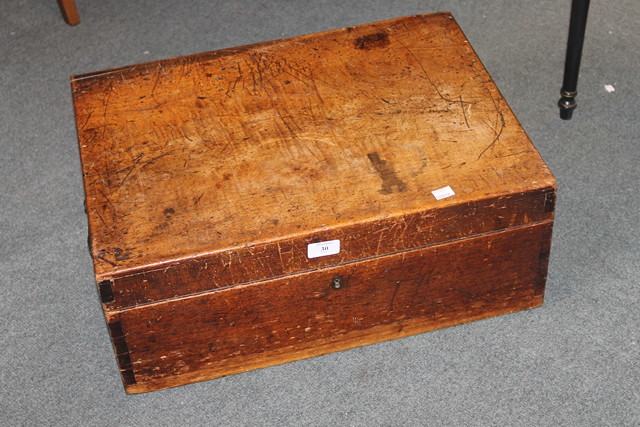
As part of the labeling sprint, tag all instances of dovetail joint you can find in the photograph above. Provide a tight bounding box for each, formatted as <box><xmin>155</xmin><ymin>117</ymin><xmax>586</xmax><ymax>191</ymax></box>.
<box><xmin>108</xmin><ymin>321</ymin><xmax>136</xmax><ymax>386</ymax></box>
<box><xmin>98</xmin><ymin>280</ymin><xmax>115</xmax><ymax>303</ymax></box>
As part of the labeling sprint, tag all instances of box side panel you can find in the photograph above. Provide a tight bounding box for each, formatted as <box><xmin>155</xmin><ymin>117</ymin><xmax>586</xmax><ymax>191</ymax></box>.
<box><xmin>102</xmin><ymin>187</ymin><xmax>554</xmax><ymax>310</ymax></box>
<box><xmin>105</xmin><ymin>221</ymin><xmax>553</xmax><ymax>393</ymax></box>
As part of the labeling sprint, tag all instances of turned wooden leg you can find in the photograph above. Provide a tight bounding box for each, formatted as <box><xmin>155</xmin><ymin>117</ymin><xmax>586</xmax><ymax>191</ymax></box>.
<box><xmin>558</xmin><ymin>0</ymin><xmax>590</xmax><ymax>120</ymax></box>
<box><xmin>57</xmin><ymin>0</ymin><xmax>80</xmax><ymax>26</ymax></box>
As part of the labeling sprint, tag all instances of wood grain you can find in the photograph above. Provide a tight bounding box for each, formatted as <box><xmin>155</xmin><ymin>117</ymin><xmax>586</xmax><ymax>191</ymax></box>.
<box><xmin>108</xmin><ymin>221</ymin><xmax>553</xmax><ymax>393</ymax></box>
<box><xmin>72</xmin><ymin>12</ymin><xmax>554</xmax><ymax>281</ymax></box>
<box><xmin>71</xmin><ymin>12</ymin><xmax>557</xmax><ymax>393</ymax></box>
<box><xmin>104</xmin><ymin>187</ymin><xmax>554</xmax><ymax>311</ymax></box>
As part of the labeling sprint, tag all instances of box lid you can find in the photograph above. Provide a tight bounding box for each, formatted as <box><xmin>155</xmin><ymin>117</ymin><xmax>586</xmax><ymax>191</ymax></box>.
<box><xmin>72</xmin><ymin>12</ymin><xmax>555</xmax><ymax>311</ymax></box>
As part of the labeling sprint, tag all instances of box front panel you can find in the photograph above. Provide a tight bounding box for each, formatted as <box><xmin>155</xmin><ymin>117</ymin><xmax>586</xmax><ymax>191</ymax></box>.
<box><xmin>107</xmin><ymin>221</ymin><xmax>552</xmax><ymax>393</ymax></box>
<box><xmin>103</xmin><ymin>187</ymin><xmax>555</xmax><ymax>310</ymax></box>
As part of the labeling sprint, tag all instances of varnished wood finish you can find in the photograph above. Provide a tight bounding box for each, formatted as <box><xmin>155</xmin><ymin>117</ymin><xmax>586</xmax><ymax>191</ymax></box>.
<box><xmin>71</xmin><ymin>13</ymin><xmax>556</xmax><ymax>393</ymax></box>
<box><xmin>57</xmin><ymin>0</ymin><xmax>79</xmax><ymax>26</ymax></box>
<box><xmin>105</xmin><ymin>187</ymin><xmax>554</xmax><ymax>311</ymax></box>
<box><xmin>72</xmin><ymin>13</ymin><xmax>554</xmax><ymax>280</ymax></box>
<box><xmin>111</xmin><ymin>222</ymin><xmax>552</xmax><ymax>393</ymax></box>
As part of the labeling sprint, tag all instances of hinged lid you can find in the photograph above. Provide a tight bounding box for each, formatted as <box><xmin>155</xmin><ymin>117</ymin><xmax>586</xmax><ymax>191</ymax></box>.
<box><xmin>72</xmin><ymin>12</ymin><xmax>555</xmax><ymax>311</ymax></box>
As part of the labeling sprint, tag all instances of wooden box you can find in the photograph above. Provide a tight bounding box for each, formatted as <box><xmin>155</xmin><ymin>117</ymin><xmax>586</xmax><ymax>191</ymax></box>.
<box><xmin>72</xmin><ymin>12</ymin><xmax>555</xmax><ymax>393</ymax></box>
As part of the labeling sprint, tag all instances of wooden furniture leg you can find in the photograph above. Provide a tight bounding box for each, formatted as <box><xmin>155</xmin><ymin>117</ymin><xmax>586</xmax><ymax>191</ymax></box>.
<box><xmin>558</xmin><ymin>0</ymin><xmax>590</xmax><ymax>120</ymax></box>
<box><xmin>57</xmin><ymin>0</ymin><xmax>80</xmax><ymax>26</ymax></box>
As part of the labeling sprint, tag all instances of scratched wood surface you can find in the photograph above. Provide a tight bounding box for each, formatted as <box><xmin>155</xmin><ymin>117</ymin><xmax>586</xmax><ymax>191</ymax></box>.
<box><xmin>109</xmin><ymin>222</ymin><xmax>552</xmax><ymax>393</ymax></box>
<box><xmin>103</xmin><ymin>187</ymin><xmax>554</xmax><ymax>311</ymax></box>
<box><xmin>72</xmin><ymin>12</ymin><xmax>554</xmax><ymax>283</ymax></box>
<box><xmin>72</xmin><ymin>12</ymin><xmax>557</xmax><ymax>393</ymax></box>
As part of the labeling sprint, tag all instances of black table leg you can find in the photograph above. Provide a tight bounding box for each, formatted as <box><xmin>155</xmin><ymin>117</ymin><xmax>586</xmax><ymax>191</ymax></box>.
<box><xmin>558</xmin><ymin>0</ymin><xmax>591</xmax><ymax>120</ymax></box>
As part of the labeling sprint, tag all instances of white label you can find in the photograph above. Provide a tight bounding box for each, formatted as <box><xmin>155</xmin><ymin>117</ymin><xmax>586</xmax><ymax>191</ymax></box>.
<box><xmin>431</xmin><ymin>185</ymin><xmax>455</xmax><ymax>200</ymax></box>
<box><xmin>307</xmin><ymin>239</ymin><xmax>340</xmax><ymax>259</ymax></box>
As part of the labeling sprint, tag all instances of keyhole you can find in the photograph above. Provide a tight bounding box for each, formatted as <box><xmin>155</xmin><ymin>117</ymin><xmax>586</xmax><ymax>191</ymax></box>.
<box><xmin>331</xmin><ymin>276</ymin><xmax>343</xmax><ymax>289</ymax></box>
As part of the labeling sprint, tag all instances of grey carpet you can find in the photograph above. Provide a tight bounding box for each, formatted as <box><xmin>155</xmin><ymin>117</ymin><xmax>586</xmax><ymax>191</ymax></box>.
<box><xmin>1</xmin><ymin>0</ymin><xmax>638</xmax><ymax>425</ymax></box>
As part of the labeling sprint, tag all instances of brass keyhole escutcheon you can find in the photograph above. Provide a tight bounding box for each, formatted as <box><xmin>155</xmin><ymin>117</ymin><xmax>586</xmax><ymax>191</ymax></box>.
<box><xmin>331</xmin><ymin>276</ymin><xmax>343</xmax><ymax>289</ymax></box>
